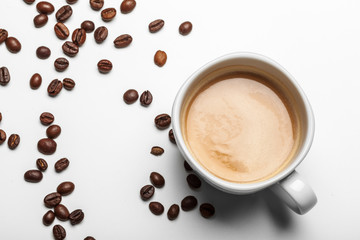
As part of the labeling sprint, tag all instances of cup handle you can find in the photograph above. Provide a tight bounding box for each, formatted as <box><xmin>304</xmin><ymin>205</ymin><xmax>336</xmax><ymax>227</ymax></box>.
<box><xmin>270</xmin><ymin>170</ymin><xmax>317</xmax><ymax>215</ymax></box>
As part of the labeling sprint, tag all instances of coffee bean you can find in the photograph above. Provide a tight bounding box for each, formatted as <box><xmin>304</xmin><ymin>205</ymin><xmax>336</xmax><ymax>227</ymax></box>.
<box><xmin>54</xmin><ymin>57</ymin><xmax>69</xmax><ymax>72</ymax></box>
<box><xmin>24</xmin><ymin>170</ymin><xmax>43</xmax><ymax>183</ymax></box>
<box><xmin>199</xmin><ymin>203</ymin><xmax>215</xmax><ymax>218</ymax></box>
<box><xmin>48</xmin><ymin>79</ymin><xmax>63</xmax><ymax>97</ymax></box>
<box><xmin>24</xmin><ymin>0</ymin><xmax>35</xmax><ymax>4</ymax></box>
<box><xmin>81</xmin><ymin>20</ymin><xmax>95</xmax><ymax>33</ymax></box>
<box><xmin>123</xmin><ymin>89</ymin><xmax>138</xmax><ymax>104</ymax></box>
<box><xmin>40</xmin><ymin>112</ymin><xmax>54</xmax><ymax>125</ymax></box>
<box><xmin>94</xmin><ymin>26</ymin><xmax>108</xmax><ymax>43</ymax></box>
<box><xmin>8</xmin><ymin>134</ymin><xmax>20</xmax><ymax>150</ymax></box>
<box><xmin>37</xmin><ymin>1</ymin><xmax>55</xmax><ymax>14</ymax></box>
<box><xmin>36</xmin><ymin>158</ymin><xmax>48</xmax><ymax>171</ymax></box>
<box><xmin>101</xmin><ymin>8</ymin><xmax>116</xmax><ymax>22</ymax></box>
<box><xmin>53</xmin><ymin>225</ymin><xmax>66</xmax><ymax>240</ymax></box>
<box><xmin>179</xmin><ymin>21</ymin><xmax>193</xmax><ymax>35</ymax></box>
<box><xmin>184</xmin><ymin>161</ymin><xmax>193</xmax><ymax>171</ymax></box>
<box><xmin>66</xmin><ymin>0</ymin><xmax>78</xmax><ymax>4</ymax></box>
<box><xmin>63</xmin><ymin>78</ymin><xmax>75</xmax><ymax>90</ymax></box>
<box><xmin>36</xmin><ymin>46</ymin><xmax>51</xmax><ymax>59</ymax></box>
<box><xmin>44</xmin><ymin>192</ymin><xmax>62</xmax><ymax>208</ymax></box>
<box><xmin>33</xmin><ymin>14</ymin><xmax>48</xmax><ymax>28</ymax></box>
<box><xmin>57</xmin><ymin>181</ymin><xmax>75</xmax><ymax>196</ymax></box>
<box><xmin>90</xmin><ymin>0</ymin><xmax>104</xmax><ymax>11</ymax></box>
<box><xmin>168</xmin><ymin>129</ymin><xmax>176</xmax><ymax>144</ymax></box>
<box><xmin>38</xmin><ymin>138</ymin><xmax>57</xmax><ymax>155</ymax></box>
<box><xmin>139</xmin><ymin>90</ymin><xmax>153</xmax><ymax>106</ymax></box>
<box><xmin>154</xmin><ymin>50</ymin><xmax>167</xmax><ymax>67</ymax></box>
<box><xmin>0</xmin><ymin>29</ymin><xmax>8</xmax><ymax>44</ymax></box>
<box><xmin>186</xmin><ymin>174</ymin><xmax>201</xmax><ymax>189</ymax></box>
<box><xmin>5</xmin><ymin>37</ymin><xmax>21</xmax><ymax>53</ymax></box>
<box><xmin>62</xmin><ymin>41</ymin><xmax>79</xmax><ymax>57</ymax></box>
<box><xmin>0</xmin><ymin>129</ymin><xmax>6</xmax><ymax>144</ymax></box>
<box><xmin>120</xmin><ymin>0</ymin><xmax>136</xmax><ymax>13</ymax></box>
<box><xmin>150</xmin><ymin>172</ymin><xmax>165</xmax><ymax>188</ymax></box>
<box><xmin>46</xmin><ymin>125</ymin><xmax>61</xmax><ymax>139</ymax></box>
<box><xmin>30</xmin><ymin>73</ymin><xmax>42</xmax><ymax>89</ymax></box>
<box><xmin>154</xmin><ymin>113</ymin><xmax>171</xmax><ymax>129</ymax></box>
<box><xmin>167</xmin><ymin>204</ymin><xmax>180</xmax><ymax>220</ymax></box>
<box><xmin>97</xmin><ymin>59</ymin><xmax>112</xmax><ymax>73</ymax></box>
<box><xmin>55</xmin><ymin>158</ymin><xmax>69</xmax><ymax>172</ymax></box>
<box><xmin>55</xmin><ymin>204</ymin><xmax>70</xmax><ymax>221</ymax></box>
<box><xmin>181</xmin><ymin>196</ymin><xmax>198</xmax><ymax>211</ymax></box>
<box><xmin>0</xmin><ymin>67</ymin><xmax>10</xmax><ymax>86</ymax></box>
<box><xmin>140</xmin><ymin>185</ymin><xmax>155</xmax><ymax>201</ymax></box>
<box><xmin>69</xmin><ymin>209</ymin><xmax>84</xmax><ymax>225</ymax></box>
<box><xmin>148</xmin><ymin>19</ymin><xmax>164</xmax><ymax>33</ymax></box>
<box><xmin>114</xmin><ymin>34</ymin><xmax>132</xmax><ymax>48</ymax></box>
<box><xmin>0</xmin><ymin>112</ymin><xmax>2</xmax><ymax>122</ymax></box>
<box><xmin>84</xmin><ymin>237</ymin><xmax>95</xmax><ymax>240</ymax></box>
<box><xmin>54</xmin><ymin>22</ymin><xmax>70</xmax><ymax>40</ymax></box>
<box><xmin>149</xmin><ymin>202</ymin><xmax>164</xmax><ymax>215</ymax></box>
<box><xmin>56</xmin><ymin>5</ymin><xmax>73</xmax><ymax>22</ymax></box>
<box><xmin>150</xmin><ymin>146</ymin><xmax>164</xmax><ymax>156</ymax></box>
<box><xmin>43</xmin><ymin>210</ymin><xmax>55</xmax><ymax>226</ymax></box>
<box><xmin>72</xmin><ymin>28</ymin><xmax>86</xmax><ymax>46</ymax></box>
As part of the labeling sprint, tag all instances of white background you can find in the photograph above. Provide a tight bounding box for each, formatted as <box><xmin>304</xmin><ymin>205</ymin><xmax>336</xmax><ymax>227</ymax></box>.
<box><xmin>0</xmin><ymin>0</ymin><xmax>359</xmax><ymax>239</ymax></box>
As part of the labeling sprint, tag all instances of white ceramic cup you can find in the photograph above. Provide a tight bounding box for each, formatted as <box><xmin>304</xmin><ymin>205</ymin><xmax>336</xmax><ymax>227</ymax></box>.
<box><xmin>172</xmin><ymin>52</ymin><xmax>317</xmax><ymax>215</ymax></box>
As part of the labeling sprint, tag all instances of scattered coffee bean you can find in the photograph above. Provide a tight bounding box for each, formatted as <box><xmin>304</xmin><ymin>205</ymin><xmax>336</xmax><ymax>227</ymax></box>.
<box><xmin>69</xmin><ymin>209</ymin><xmax>84</xmax><ymax>225</ymax></box>
<box><xmin>40</xmin><ymin>112</ymin><xmax>54</xmax><ymax>125</ymax></box>
<box><xmin>149</xmin><ymin>202</ymin><xmax>164</xmax><ymax>215</ymax></box>
<box><xmin>56</xmin><ymin>5</ymin><xmax>73</xmax><ymax>22</ymax></box>
<box><xmin>179</xmin><ymin>21</ymin><xmax>193</xmax><ymax>35</ymax></box>
<box><xmin>5</xmin><ymin>37</ymin><xmax>21</xmax><ymax>53</ymax></box>
<box><xmin>84</xmin><ymin>237</ymin><xmax>95</xmax><ymax>240</ymax></box>
<box><xmin>168</xmin><ymin>129</ymin><xmax>176</xmax><ymax>144</ymax></box>
<box><xmin>48</xmin><ymin>79</ymin><xmax>63</xmax><ymax>97</ymax></box>
<box><xmin>186</xmin><ymin>174</ymin><xmax>201</xmax><ymax>189</ymax></box>
<box><xmin>139</xmin><ymin>90</ymin><xmax>153</xmax><ymax>106</ymax></box>
<box><xmin>54</xmin><ymin>22</ymin><xmax>70</xmax><ymax>40</ymax></box>
<box><xmin>53</xmin><ymin>224</ymin><xmax>66</xmax><ymax>240</ymax></box>
<box><xmin>123</xmin><ymin>89</ymin><xmax>138</xmax><ymax>104</ymax></box>
<box><xmin>24</xmin><ymin>0</ymin><xmax>35</xmax><ymax>4</ymax></box>
<box><xmin>114</xmin><ymin>34</ymin><xmax>132</xmax><ymax>48</ymax></box>
<box><xmin>38</xmin><ymin>138</ymin><xmax>57</xmax><ymax>155</ymax></box>
<box><xmin>184</xmin><ymin>161</ymin><xmax>193</xmax><ymax>171</ymax></box>
<box><xmin>46</xmin><ymin>125</ymin><xmax>61</xmax><ymax>139</ymax></box>
<box><xmin>0</xmin><ymin>67</ymin><xmax>10</xmax><ymax>86</ymax></box>
<box><xmin>34</xmin><ymin>14</ymin><xmax>48</xmax><ymax>28</ymax></box>
<box><xmin>54</xmin><ymin>57</ymin><xmax>69</xmax><ymax>72</ymax></box>
<box><xmin>121</xmin><ymin>0</ymin><xmax>136</xmax><ymax>13</ymax></box>
<box><xmin>101</xmin><ymin>8</ymin><xmax>116</xmax><ymax>22</ymax></box>
<box><xmin>44</xmin><ymin>192</ymin><xmax>62</xmax><ymax>208</ymax></box>
<box><xmin>36</xmin><ymin>158</ymin><xmax>48</xmax><ymax>171</ymax></box>
<box><xmin>94</xmin><ymin>26</ymin><xmax>108</xmax><ymax>43</ymax></box>
<box><xmin>90</xmin><ymin>0</ymin><xmax>104</xmax><ymax>11</ymax></box>
<box><xmin>72</xmin><ymin>28</ymin><xmax>86</xmax><ymax>46</ymax></box>
<box><xmin>181</xmin><ymin>196</ymin><xmax>197</xmax><ymax>211</ymax></box>
<box><xmin>167</xmin><ymin>204</ymin><xmax>180</xmax><ymax>220</ymax></box>
<box><xmin>0</xmin><ymin>29</ymin><xmax>8</xmax><ymax>44</ymax></box>
<box><xmin>8</xmin><ymin>134</ymin><xmax>20</xmax><ymax>150</ymax></box>
<box><xmin>57</xmin><ymin>181</ymin><xmax>75</xmax><ymax>196</ymax></box>
<box><xmin>24</xmin><ymin>169</ymin><xmax>43</xmax><ymax>183</ymax></box>
<box><xmin>55</xmin><ymin>204</ymin><xmax>70</xmax><ymax>221</ymax></box>
<box><xmin>30</xmin><ymin>73</ymin><xmax>42</xmax><ymax>89</ymax></box>
<box><xmin>43</xmin><ymin>210</ymin><xmax>55</xmax><ymax>226</ymax></box>
<box><xmin>154</xmin><ymin>50</ymin><xmax>167</xmax><ymax>67</ymax></box>
<box><xmin>150</xmin><ymin>146</ymin><xmax>164</xmax><ymax>156</ymax></box>
<box><xmin>55</xmin><ymin>158</ymin><xmax>69</xmax><ymax>172</ymax></box>
<box><xmin>97</xmin><ymin>59</ymin><xmax>112</xmax><ymax>73</ymax></box>
<box><xmin>140</xmin><ymin>185</ymin><xmax>155</xmax><ymax>201</ymax></box>
<box><xmin>149</xmin><ymin>19</ymin><xmax>164</xmax><ymax>33</ymax></box>
<box><xmin>62</xmin><ymin>41</ymin><xmax>79</xmax><ymax>57</ymax></box>
<box><xmin>150</xmin><ymin>172</ymin><xmax>165</xmax><ymax>188</ymax></box>
<box><xmin>0</xmin><ymin>112</ymin><xmax>2</xmax><ymax>122</ymax></box>
<box><xmin>37</xmin><ymin>1</ymin><xmax>55</xmax><ymax>14</ymax></box>
<box><xmin>66</xmin><ymin>0</ymin><xmax>78</xmax><ymax>4</ymax></box>
<box><xmin>154</xmin><ymin>113</ymin><xmax>171</xmax><ymax>129</ymax></box>
<box><xmin>81</xmin><ymin>20</ymin><xmax>95</xmax><ymax>33</ymax></box>
<box><xmin>36</xmin><ymin>46</ymin><xmax>51</xmax><ymax>59</ymax></box>
<box><xmin>63</xmin><ymin>78</ymin><xmax>75</xmax><ymax>90</ymax></box>
<box><xmin>0</xmin><ymin>129</ymin><xmax>6</xmax><ymax>144</ymax></box>
<box><xmin>199</xmin><ymin>203</ymin><xmax>215</xmax><ymax>218</ymax></box>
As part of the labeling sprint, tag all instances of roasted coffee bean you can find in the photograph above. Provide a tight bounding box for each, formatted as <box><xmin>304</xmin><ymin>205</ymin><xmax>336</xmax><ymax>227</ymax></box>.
<box><xmin>114</xmin><ymin>34</ymin><xmax>132</xmax><ymax>48</ymax></box>
<box><xmin>90</xmin><ymin>0</ymin><xmax>104</xmax><ymax>11</ymax></box>
<box><xmin>62</xmin><ymin>41</ymin><xmax>79</xmax><ymax>57</ymax></box>
<box><xmin>149</xmin><ymin>19</ymin><xmax>164</xmax><ymax>33</ymax></box>
<box><xmin>54</xmin><ymin>204</ymin><xmax>70</xmax><ymax>221</ymax></box>
<box><xmin>184</xmin><ymin>161</ymin><xmax>193</xmax><ymax>171</ymax></box>
<box><xmin>54</xmin><ymin>57</ymin><xmax>69</xmax><ymax>72</ymax></box>
<box><xmin>120</xmin><ymin>0</ymin><xmax>136</xmax><ymax>13</ymax></box>
<box><xmin>0</xmin><ymin>129</ymin><xmax>6</xmax><ymax>144</ymax></box>
<box><xmin>181</xmin><ymin>196</ymin><xmax>198</xmax><ymax>211</ymax></box>
<box><xmin>97</xmin><ymin>59</ymin><xmax>112</xmax><ymax>73</ymax></box>
<box><xmin>149</xmin><ymin>202</ymin><xmax>164</xmax><ymax>215</ymax></box>
<box><xmin>24</xmin><ymin>170</ymin><xmax>43</xmax><ymax>183</ymax></box>
<box><xmin>154</xmin><ymin>50</ymin><xmax>167</xmax><ymax>67</ymax></box>
<box><xmin>30</xmin><ymin>73</ymin><xmax>42</xmax><ymax>89</ymax></box>
<box><xmin>179</xmin><ymin>21</ymin><xmax>193</xmax><ymax>35</ymax></box>
<box><xmin>81</xmin><ymin>20</ymin><xmax>95</xmax><ymax>33</ymax></box>
<box><xmin>36</xmin><ymin>158</ymin><xmax>48</xmax><ymax>171</ymax></box>
<box><xmin>200</xmin><ymin>203</ymin><xmax>215</xmax><ymax>218</ymax></box>
<box><xmin>0</xmin><ymin>29</ymin><xmax>8</xmax><ymax>44</ymax></box>
<box><xmin>154</xmin><ymin>113</ymin><xmax>171</xmax><ymax>129</ymax></box>
<box><xmin>37</xmin><ymin>1</ymin><xmax>55</xmax><ymax>14</ymax></box>
<box><xmin>186</xmin><ymin>174</ymin><xmax>201</xmax><ymax>189</ymax></box>
<box><xmin>84</xmin><ymin>237</ymin><xmax>95</xmax><ymax>240</ymax></box>
<box><xmin>167</xmin><ymin>204</ymin><xmax>180</xmax><ymax>220</ymax></box>
<box><xmin>57</xmin><ymin>181</ymin><xmax>75</xmax><ymax>196</ymax></box>
<box><xmin>33</xmin><ymin>14</ymin><xmax>48</xmax><ymax>28</ymax></box>
<box><xmin>63</xmin><ymin>78</ymin><xmax>75</xmax><ymax>90</ymax></box>
<box><xmin>54</xmin><ymin>22</ymin><xmax>69</xmax><ymax>40</ymax></box>
<box><xmin>47</xmin><ymin>79</ymin><xmax>63</xmax><ymax>96</ymax></box>
<box><xmin>66</xmin><ymin>0</ymin><xmax>78</xmax><ymax>4</ymax></box>
<box><xmin>139</xmin><ymin>90</ymin><xmax>152</xmax><ymax>106</ymax></box>
<box><xmin>43</xmin><ymin>210</ymin><xmax>55</xmax><ymax>226</ymax></box>
<box><xmin>36</xmin><ymin>46</ymin><xmax>51</xmax><ymax>59</ymax></box>
<box><xmin>150</xmin><ymin>172</ymin><xmax>165</xmax><ymax>188</ymax></box>
<box><xmin>40</xmin><ymin>112</ymin><xmax>54</xmax><ymax>125</ymax></box>
<box><xmin>140</xmin><ymin>185</ymin><xmax>155</xmax><ymax>201</ymax></box>
<box><xmin>38</xmin><ymin>138</ymin><xmax>57</xmax><ymax>155</ymax></box>
<box><xmin>69</xmin><ymin>209</ymin><xmax>84</xmax><ymax>225</ymax></box>
<box><xmin>150</xmin><ymin>146</ymin><xmax>164</xmax><ymax>156</ymax></box>
<box><xmin>168</xmin><ymin>129</ymin><xmax>176</xmax><ymax>144</ymax></box>
<box><xmin>53</xmin><ymin>225</ymin><xmax>66</xmax><ymax>240</ymax></box>
<box><xmin>55</xmin><ymin>158</ymin><xmax>69</xmax><ymax>172</ymax></box>
<box><xmin>8</xmin><ymin>134</ymin><xmax>20</xmax><ymax>150</ymax></box>
<box><xmin>0</xmin><ymin>112</ymin><xmax>2</xmax><ymax>122</ymax></box>
<box><xmin>101</xmin><ymin>8</ymin><xmax>116</xmax><ymax>22</ymax></box>
<box><xmin>24</xmin><ymin>0</ymin><xmax>35</xmax><ymax>4</ymax></box>
<box><xmin>72</xmin><ymin>28</ymin><xmax>86</xmax><ymax>46</ymax></box>
<box><xmin>0</xmin><ymin>67</ymin><xmax>10</xmax><ymax>86</ymax></box>
<box><xmin>5</xmin><ymin>37</ymin><xmax>21</xmax><ymax>53</ymax></box>
<box><xmin>94</xmin><ymin>26</ymin><xmax>108</xmax><ymax>43</ymax></box>
<box><xmin>123</xmin><ymin>89</ymin><xmax>138</xmax><ymax>104</ymax></box>
<box><xmin>44</xmin><ymin>192</ymin><xmax>62</xmax><ymax>208</ymax></box>
<box><xmin>46</xmin><ymin>125</ymin><xmax>61</xmax><ymax>139</ymax></box>
<box><xmin>56</xmin><ymin>5</ymin><xmax>73</xmax><ymax>22</ymax></box>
